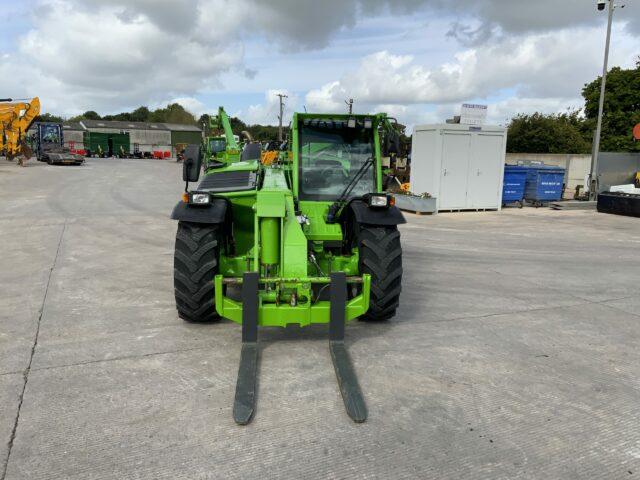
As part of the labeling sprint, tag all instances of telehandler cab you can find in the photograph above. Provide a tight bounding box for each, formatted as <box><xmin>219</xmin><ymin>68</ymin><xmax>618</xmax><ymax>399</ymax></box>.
<box><xmin>171</xmin><ymin>109</ymin><xmax>405</xmax><ymax>424</ymax></box>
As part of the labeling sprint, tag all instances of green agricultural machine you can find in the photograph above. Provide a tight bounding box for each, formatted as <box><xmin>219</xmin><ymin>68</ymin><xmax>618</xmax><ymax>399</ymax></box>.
<box><xmin>171</xmin><ymin>109</ymin><xmax>405</xmax><ymax>424</ymax></box>
<box><xmin>203</xmin><ymin>107</ymin><xmax>241</xmax><ymax>168</ymax></box>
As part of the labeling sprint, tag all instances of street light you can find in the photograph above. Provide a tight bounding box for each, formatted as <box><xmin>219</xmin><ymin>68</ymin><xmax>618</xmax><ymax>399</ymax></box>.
<box><xmin>590</xmin><ymin>0</ymin><xmax>625</xmax><ymax>199</ymax></box>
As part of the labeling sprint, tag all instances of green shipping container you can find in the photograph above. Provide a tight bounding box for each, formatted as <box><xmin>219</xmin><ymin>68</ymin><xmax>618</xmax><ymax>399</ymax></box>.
<box><xmin>83</xmin><ymin>131</ymin><xmax>130</xmax><ymax>157</ymax></box>
<box><xmin>111</xmin><ymin>133</ymin><xmax>130</xmax><ymax>157</ymax></box>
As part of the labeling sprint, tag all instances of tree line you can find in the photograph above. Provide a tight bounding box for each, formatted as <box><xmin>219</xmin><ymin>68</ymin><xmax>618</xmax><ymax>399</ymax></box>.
<box><xmin>507</xmin><ymin>60</ymin><xmax>640</xmax><ymax>154</ymax></box>
<box><xmin>35</xmin><ymin>103</ymin><xmax>281</xmax><ymax>142</ymax></box>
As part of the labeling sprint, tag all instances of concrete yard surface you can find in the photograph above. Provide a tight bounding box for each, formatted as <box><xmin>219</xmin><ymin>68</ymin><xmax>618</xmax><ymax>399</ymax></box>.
<box><xmin>1</xmin><ymin>157</ymin><xmax>639</xmax><ymax>479</ymax></box>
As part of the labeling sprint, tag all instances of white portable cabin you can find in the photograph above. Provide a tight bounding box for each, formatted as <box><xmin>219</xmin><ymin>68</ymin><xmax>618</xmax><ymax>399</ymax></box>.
<box><xmin>410</xmin><ymin>124</ymin><xmax>507</xmax><ymax>211</ymax></box>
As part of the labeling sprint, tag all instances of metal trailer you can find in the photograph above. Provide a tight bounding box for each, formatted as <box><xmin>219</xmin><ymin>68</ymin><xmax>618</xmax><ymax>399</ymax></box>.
<box><xmin>593</xmin><ymin>153</ymin><xmax>640</xmax><ymax>216</ymax></box>
<box><xmin>411</xmin><ymin>124</ymin><xmax>507</xmax><ymax>212</ymax></box>
<box><xmin>34</xmin><ymin>123</ymin><xmax>85</xmax><ymax>165</ymax></box>
<box><xmin>597</xmin><ymin>192</ymin><xmax>640</xmax><ymax>217</ymax></box>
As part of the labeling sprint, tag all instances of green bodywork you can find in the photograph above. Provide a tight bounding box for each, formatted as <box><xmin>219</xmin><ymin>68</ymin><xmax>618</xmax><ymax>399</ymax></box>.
<box><xmin>203</xmin><ymin>107</ymin><xmax>240</xmax><ymax>167</ymax></box>
<box><xmin>196</xmin><ymin>111</ymin><xmax>396</xmax><ymax>327</ymax></box>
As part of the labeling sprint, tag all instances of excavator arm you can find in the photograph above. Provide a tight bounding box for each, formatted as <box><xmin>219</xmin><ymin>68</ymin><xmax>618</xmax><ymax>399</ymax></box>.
<box><xmin>0</xmin><ymin>109</ymin><xmax>17</xmax><ymax>148</ymax></box>
<box><xmin>15</xmin><ymin>97</ymin><xmax>41</xmax><ymax>134</ymax></box>
<box><xmin>0</xmin><ymin>97</ymin><xmax>40</xmax><ymax>163</ymax></box>
<box><xmin>0</xmin><ymin>97</ymin><xmax>40</xmax><ymax>133</ymax></box>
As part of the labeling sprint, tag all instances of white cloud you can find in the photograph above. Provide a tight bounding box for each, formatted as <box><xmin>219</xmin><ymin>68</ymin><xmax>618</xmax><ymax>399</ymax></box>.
<box><xmin>373</xmin><ymin>104</ymin><xmax>440</xmax><ymax>131</ymax></box>
<box><xmin>3</xmin><ymin>0</ymin><xmax>243</xmax><ymax>115</ymax></box>
<box><xmin>237</xmin><ymin>89</ymin><xmax>298</xmax><ymax>126</ymax></box>
<box><xmin>1</xmin><ymin>0</ymin><xmax>638</xmax><ymax>125</ymax></box>
<box><xmin>305</xmin><ymin>24</ymin><xmax>638</xmax><ymax>125</ymax></box>
<box><xmin>304</xmin><ymin>82</ymin><xmax>344</xmax><ymax>113</ymax></box>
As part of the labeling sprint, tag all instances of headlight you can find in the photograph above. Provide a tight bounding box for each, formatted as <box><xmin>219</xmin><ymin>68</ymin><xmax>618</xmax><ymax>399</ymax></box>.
<box><xmin>368</xmin><ymin>194</ymin><xmax>389</xmax><ymax>208</ymax></box>
<box><xmin>190</xmin><ymin>192</ymin><xmax>211</xmax><ymax>205</ymax></box>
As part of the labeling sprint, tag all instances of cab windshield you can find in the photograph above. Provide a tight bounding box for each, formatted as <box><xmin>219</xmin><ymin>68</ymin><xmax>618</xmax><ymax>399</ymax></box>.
<box><xmin>41</xmin><ymin>125</ymin><xmax>60</xmax><ymax>144</ymax></box>
<box><xmin>209</xmin><ymin>138</ymin><xmax>226</xmax><ymax>154</ymax></box>
<box><xmin>299</xmin><ymin>123</ymin><xmax>375</xmax><ymax>200</ymax></box>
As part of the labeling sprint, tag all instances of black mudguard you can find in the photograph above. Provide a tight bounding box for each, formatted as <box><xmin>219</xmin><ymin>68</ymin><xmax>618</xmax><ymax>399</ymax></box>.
<box><xmin>345</xmin><ymin>199</ymin><xmax>406</xmax><ymax>226</ymax></box>
<box><xmin>170</xmin><ymin>198</ymin><xmax>228</xmax><ymax>224</ymax></box>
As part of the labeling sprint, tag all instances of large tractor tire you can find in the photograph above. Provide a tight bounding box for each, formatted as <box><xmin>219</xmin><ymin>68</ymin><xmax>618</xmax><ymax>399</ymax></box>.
<box><xmin>357</xmin><ymin>225</ymin><xmax>403</xmax><ymax>321</ymax></box>
<box><xmin>174</xmin><ymin>222</ymin><xmax>221</xmax><ymax>323</ymax></box>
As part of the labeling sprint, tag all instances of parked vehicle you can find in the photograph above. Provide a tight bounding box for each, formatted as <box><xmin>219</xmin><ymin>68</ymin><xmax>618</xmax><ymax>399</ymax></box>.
<box><xmin>171</xmin><ymin>109</ymin><xmax>405</xmax><ymax>425</ymax></box>
<box><xmin>34</xmin><ymin>122</ymin><xmax>84</xmax><ymax>165</ymax></box>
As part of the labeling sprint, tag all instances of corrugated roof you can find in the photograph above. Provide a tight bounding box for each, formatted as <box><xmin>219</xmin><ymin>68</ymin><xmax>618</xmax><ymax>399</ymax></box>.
<box><xmin>80</xmin><ymin>119</ymin><xmax>169</xmax><ymax>130</ymax></box>
<box><xmin>161</xmin><ymin>123</ymin><xmax>201</xmax><ymax>132</ymax></box>
<box><xmin>62</xmin><ymin>122</ymin><xmax>85</xmax><ymax>131</ymax></box>
<box><xmin>79</xmin><ymin>119</ymin><xmax>201</xmax><ymax>132</ymax></box>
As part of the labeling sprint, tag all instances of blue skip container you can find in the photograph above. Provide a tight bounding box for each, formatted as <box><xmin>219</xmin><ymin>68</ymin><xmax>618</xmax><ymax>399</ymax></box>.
<box><xmin>524</xmin><ymin>166</ymin><xmax>565</xmax><ymax>205</ymax></box>
<box><xmin>502</xmin><ymin>165</ymin><xmax>528</xmax><ymax>207</ymax></box>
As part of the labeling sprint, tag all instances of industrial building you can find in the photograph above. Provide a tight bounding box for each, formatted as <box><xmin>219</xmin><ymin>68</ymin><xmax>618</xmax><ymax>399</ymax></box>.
<box><xmin>43</xmin><ymin>120</ymin><xmax>202</xmax><ymax>157</ymax></box>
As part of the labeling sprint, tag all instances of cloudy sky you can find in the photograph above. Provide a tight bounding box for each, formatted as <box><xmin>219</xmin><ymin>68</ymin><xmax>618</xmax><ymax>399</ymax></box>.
<box><xmin>1</xmin><ymin>0</ymin><xmax>639</xmax><ymax>127</ymax></box>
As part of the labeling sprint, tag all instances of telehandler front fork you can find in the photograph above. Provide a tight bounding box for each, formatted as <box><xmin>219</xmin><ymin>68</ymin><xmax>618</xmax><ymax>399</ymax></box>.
<box><xmin>232</xmin><ymin>271</ymin><xmax>367</xmax><ymax>425</ymax></box>
<box><xmin>233</xmin><ymin>272</ymin><xmax>259</xmax><ymax>425</ymax></box>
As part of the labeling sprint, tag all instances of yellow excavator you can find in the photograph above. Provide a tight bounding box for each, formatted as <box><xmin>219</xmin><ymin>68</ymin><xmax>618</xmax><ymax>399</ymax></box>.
<box><xmin>0</xmin><ymin>97</ymin><xmax>40</xmax><ymax>166</ymax></box>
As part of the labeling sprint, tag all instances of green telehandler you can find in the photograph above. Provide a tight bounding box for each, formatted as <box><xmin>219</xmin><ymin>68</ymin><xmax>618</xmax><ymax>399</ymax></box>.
<box><xmin>171</xmin><ymin>109</ymin><xmax>405</xmax><ymax>424</ymax></box>
<box><xmin>203</xmin><ymin>106</ymin><xmax>241</xmax><ymax>168</ymax></box>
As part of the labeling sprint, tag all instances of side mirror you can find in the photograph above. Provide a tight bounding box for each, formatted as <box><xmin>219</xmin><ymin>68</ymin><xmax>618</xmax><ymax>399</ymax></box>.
<box><xmin>182</xmin><ymin>144</ymin><xmax>202</xmax><ymax>182</ymax></box>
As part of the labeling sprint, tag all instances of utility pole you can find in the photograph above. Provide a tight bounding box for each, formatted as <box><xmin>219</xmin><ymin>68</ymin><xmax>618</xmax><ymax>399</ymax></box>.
<box><xmin>345</xmin><ymin>98</ymin><xmax>354</xmax><ymax>114</ymax></box>
<box><xmin>590</xmin><ymin>0</ymin><xmax>623</xmax><ymax>199</ymax></box>
<box><xmin>276</xmin><ymin>93</ymin><xmax>288</xmax><ymax>142</ymax></box>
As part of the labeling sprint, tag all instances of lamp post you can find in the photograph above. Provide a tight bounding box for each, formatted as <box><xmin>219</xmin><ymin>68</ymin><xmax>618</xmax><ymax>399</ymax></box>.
<box><xmin>590</xmin><ymin>0</ymin><xmax>623</xmax><ymax>199</ymax></box>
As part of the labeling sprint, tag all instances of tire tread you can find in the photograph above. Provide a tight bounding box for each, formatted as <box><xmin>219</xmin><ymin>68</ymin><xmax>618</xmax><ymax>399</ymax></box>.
<box><xmin>358</xmin><ymin>226</ymin><xmax>402</xmax><ymax>321</ymax></box>
<box><xmin>174</xmin><ymin>222</ymin><xmax>221</xmax><ymax>322</ymax></box>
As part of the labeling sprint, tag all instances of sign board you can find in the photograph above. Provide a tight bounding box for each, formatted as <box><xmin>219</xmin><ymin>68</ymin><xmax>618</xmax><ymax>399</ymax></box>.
<box><xmin>460</xmin><ymin>103</ymin><xmax>488</xmax><ymax>126</ymax></box>
<box><xmin>633</xmin><ymin>123</ymin><xmax>640</xmax><ymax>141</ymax></box>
